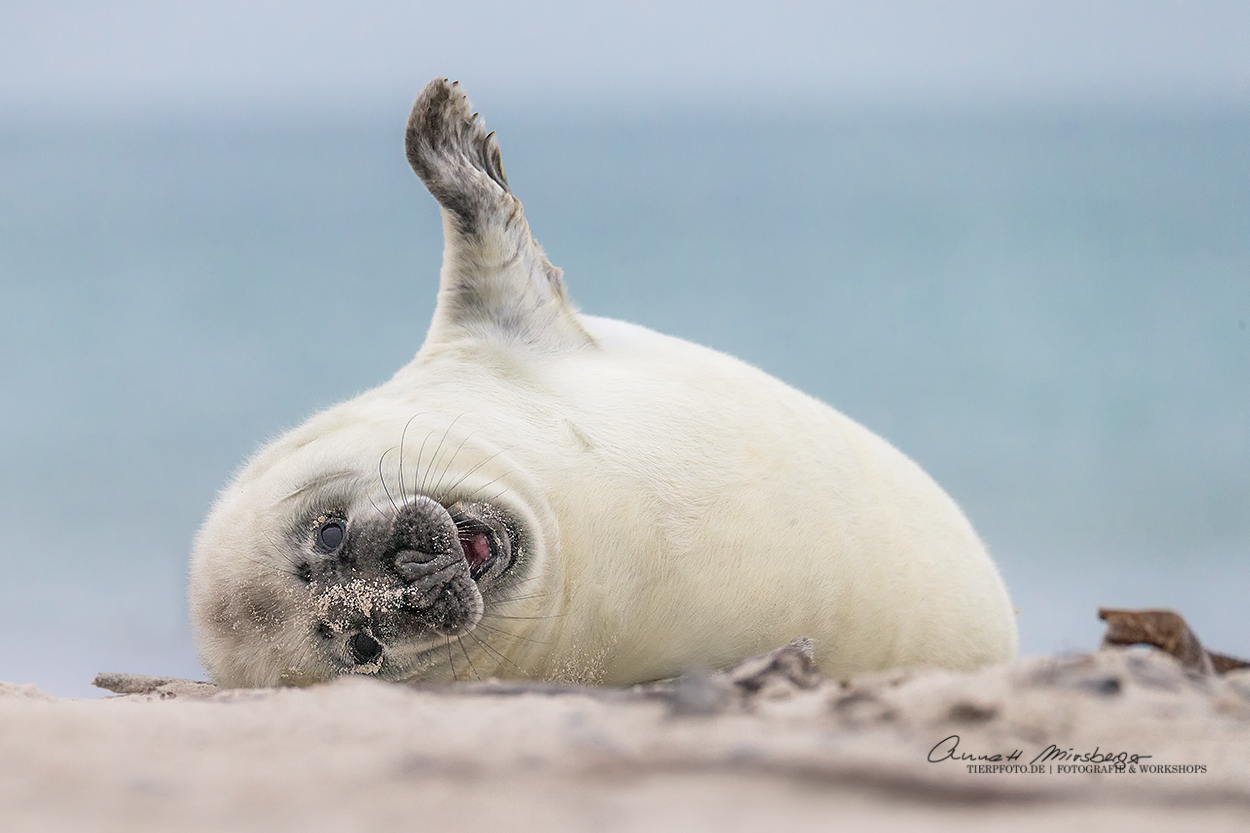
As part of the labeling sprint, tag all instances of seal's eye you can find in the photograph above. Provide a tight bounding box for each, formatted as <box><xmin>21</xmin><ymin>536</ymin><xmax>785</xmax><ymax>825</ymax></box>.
<box><xmin>315</xmin><ymin>519</ymin><xmax>345</xmax><ymax>553</ymax></box>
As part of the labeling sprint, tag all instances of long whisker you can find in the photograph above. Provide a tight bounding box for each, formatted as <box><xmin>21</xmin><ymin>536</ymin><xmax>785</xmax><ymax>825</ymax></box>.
<box><xmin>439</xmin><ymin>445</ymin><xmax>515</xmax><ymax>502</ymax></box>
<box><xmin>466</xmin><ymin>630</ymin><xmax>527</xmax><ymax>677</ymax></box>
<box><xmin>367</xmin><ymin>494</ymin><xmax>388</xmax><ymax>520</ymax></box>
<box><xmin>480</xmin><ymin>611</ymin><xmax>563</xmax><ymax>622</ymax></box>
<box><xmin>397</xmin><ymin>413</ymin><xmax>423</xmax><ymax>506</ymax></box>
<box><xmin>456</xmin><ymin>637</ymin><xmax>480</xmax><ymax>681</ymax></box>
<box><xmin>494</xmin><ymin>573</ymin><xmax>543</xmax><ymax>588</ymax></box>
<box><xmin>488</xmin><ymin>591</ymin><xmax>559</xmax><ymax>608</ymax></box>
<box><xmin>413</xmin><ymin>430</ymin><xmax>436</xmax><ymax>498</ymax></box>
<box><xmin>378</xmin><ymin>446</ymin><xmax>399</xmax><ymax>513</ymax></box>
<box><xmin>473</xmin><ymin>620</ymin><xmax>549</xmax><ymax>647</ymax></box>
<box><xmin>431</xmin><ymin>429</ymin><xmax>478</xmax><ymax>500</ymax></box>
<box><xmin>445</xmin><ymin>635</ymin><xmax>458</xmax><ymax>682</ymax></box>
<box><xmin>485</xmin><ymin>575</ymin><xmax>551</xmax><ymax>602</ymax></box>
<box><xmin>421</xmin><ymin>414</ymin><xmax>466</xmax><ymax>496</ymax></box>
<box><xmin>453</xmin><ymin>472</ymin><xmax>509</xmax><ymax>504</ymax></box>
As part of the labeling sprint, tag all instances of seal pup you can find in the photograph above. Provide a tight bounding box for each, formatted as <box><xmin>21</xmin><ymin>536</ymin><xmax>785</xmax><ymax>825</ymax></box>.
<box><xmin>189</xmin><ymin>79</ymin><xmax>1018</xmax><ymax>688</ymax></box>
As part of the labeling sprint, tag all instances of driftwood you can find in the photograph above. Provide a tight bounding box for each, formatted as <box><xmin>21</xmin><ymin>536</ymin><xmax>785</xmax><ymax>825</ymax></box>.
<box><xmin>91</xmin><ymin>672</ymin><xmax>219</xmax><ymax>699</ymax></box>
<box><xmin>1099</xmin><ymin>607</ymin><xmax>1250</xmax><ymax>676</ymax></box>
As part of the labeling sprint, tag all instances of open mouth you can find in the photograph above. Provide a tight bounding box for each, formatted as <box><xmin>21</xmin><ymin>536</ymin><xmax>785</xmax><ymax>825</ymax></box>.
<box><xmin>447</xmin><ymin>500</ymin><xmax>517</xmax><ymax>584</ymax></box>
<box><xmin>458</xmin><ymin>523</ymin><xmax>495</xmax><ymax>577</ymax></box>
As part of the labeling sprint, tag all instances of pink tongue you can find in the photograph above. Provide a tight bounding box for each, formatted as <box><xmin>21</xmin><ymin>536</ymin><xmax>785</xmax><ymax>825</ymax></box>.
<box><xmin>460</xmin><ymin>531</ymin><xmax>492</xmax><ymax>572</ymax></box>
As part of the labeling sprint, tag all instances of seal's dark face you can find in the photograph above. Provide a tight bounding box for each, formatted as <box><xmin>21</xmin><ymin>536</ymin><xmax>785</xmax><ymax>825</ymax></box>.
<box><xmin>295</xmin><ymin>494</ymin><xmax>520</xmax><ymax>678</ymax></box>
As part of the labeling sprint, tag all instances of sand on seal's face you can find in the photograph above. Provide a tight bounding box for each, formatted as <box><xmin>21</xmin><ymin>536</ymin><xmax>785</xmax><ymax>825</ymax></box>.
<box><xmin>188</xmin><ymin>77</ymin><xmax>1017</xmax><ymax>691</ymax></box>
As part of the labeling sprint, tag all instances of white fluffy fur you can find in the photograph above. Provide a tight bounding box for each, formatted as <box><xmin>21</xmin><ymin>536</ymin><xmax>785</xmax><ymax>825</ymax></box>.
<box><xmin>188</xmin><ymin>79</ymin><xmax>1017</xmax><ymax>688</ymax></box>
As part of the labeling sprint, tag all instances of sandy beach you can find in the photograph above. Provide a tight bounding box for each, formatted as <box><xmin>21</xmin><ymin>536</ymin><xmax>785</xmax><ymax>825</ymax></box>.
<box><xmin>3</xmin><ymin>641</ymin><xmax>1248</xmax><ymax>832</ymax></box>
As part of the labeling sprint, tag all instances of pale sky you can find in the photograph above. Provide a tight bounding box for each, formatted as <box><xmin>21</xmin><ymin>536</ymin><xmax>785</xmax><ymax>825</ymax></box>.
<box><xmin>2</xmin><ymin>0</ymin><xmax>1249</xmax><ymax>115</ymax></box>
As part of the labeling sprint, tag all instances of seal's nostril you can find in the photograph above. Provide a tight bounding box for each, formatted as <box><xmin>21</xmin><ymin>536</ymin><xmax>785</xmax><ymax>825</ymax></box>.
<box><xmin>394</xmin><ymin>549</ymin><xmax>443</xmax><ymax>583</ymax></box>
<box><xmin>350</xmin><ymin>632</ymin><xmax>383</xmax><ymax>664</ymax></box>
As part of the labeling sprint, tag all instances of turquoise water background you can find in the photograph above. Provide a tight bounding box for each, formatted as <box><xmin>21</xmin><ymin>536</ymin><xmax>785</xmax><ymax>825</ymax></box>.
<box><xmin>2</xmin><ymin>104</ymin><xmax>1247</xmax><ymax>696</ymax></box>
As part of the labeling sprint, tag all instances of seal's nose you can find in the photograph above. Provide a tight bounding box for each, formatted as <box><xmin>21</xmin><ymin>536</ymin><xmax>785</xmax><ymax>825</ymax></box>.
<box><xmin>350</xmin><ymin>632</ymin><xmax>383</xmax><ymax>665</ymax></box>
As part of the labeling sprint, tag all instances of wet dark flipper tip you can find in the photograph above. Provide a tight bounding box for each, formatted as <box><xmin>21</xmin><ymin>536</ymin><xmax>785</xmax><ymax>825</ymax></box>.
<box><xmin>406</xmin><ymin>78</ymin><xmax>511</xmax><ymax>234</ymax></box>
<box><xmin>404</xmin><ymin>78</ymin><xmax>594</xmax><ymax>351</ymax></box>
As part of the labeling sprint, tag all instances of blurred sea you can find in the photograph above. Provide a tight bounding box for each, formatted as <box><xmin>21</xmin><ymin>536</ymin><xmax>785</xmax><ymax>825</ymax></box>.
<box><xmin>1</xmin><ymin>104</ymin><xmax>1247</xmax><ymax>696</ymax></box>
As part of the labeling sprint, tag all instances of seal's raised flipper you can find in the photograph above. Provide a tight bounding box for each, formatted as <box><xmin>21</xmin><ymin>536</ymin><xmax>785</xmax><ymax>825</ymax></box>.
<box><xmin>406</xmin><ymin>79</ymin><xmax>592</xmax><ymax>351</ymax></box>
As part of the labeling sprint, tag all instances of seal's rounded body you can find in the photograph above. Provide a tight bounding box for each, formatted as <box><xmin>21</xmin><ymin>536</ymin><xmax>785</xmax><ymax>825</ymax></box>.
<box><xmin>189</xmin><ymin>80</ymin><xmax>1017</xmax><ymax>688</ymax></box>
